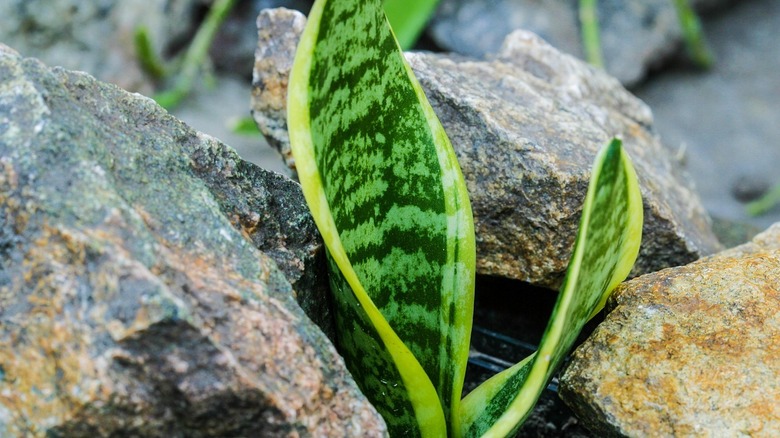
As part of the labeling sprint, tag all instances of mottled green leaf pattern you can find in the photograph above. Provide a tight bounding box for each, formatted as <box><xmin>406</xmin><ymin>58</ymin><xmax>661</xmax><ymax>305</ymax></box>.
<box><xmin>459</xmin><ymin>139</ymin><xmax>643</xmax><ymax>438</ymax></box>
<box><xmin>327</xmin><ymin>255</ymin><xmax>420</xmax><ymax>434</ymax></box>
<box><xmin>288</xmin><ymin>0</ymin><xmax>643</xmax><ymax>435</ymax></box>
<box><xmin>287</xmin><ymin>0</ymin><xmax>475</xmax><ymax>435</ymax></box>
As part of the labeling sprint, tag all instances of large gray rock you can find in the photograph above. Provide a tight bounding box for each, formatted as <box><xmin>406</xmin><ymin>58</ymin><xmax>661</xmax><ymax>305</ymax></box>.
<box><xmin>429</xmin><ymin>0</ymin><xmax>727</xmax><ymax>86</ymax></box>
<box><xmin>252</xmin><ymin>11</ymin><xmax>721</xmax><ymax>288</ymax></box>
<box><xmin>0</xmin><ymin>0</ymin><xmax>202</xmax><ymax>92</ymax></box>
<box><xmin>413</xmin><ymin>31</ymin><xmax>721</xmax><ymax>286</ymax></box>
<box><xmin>559</xmin><ymin>222</ymin><xmax>780</xmax><ymax>436</ymax></box>
<box><xmin>0</xmin><ymin>44</ymin><xmax>384</xmax><ymax>437</ymax></box>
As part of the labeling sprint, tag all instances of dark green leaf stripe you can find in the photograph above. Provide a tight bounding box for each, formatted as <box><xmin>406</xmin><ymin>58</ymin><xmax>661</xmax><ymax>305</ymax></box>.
<box><xmin>327</xmin><ymin>256</ymin><xmax>420</xmax><ymax>434</ymax></box>
<box><xmin>288</xmin><ymin>0</ymin><xmax>475</xmax><ymax>435</ymax></box>
<box><xmin>459</xmin><ymin>139</ymin><xmax>643</xmax><ymax>437</ymax></box>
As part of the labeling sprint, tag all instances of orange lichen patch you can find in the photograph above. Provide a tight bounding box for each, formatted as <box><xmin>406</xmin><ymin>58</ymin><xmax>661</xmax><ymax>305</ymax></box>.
<box><xmin>253</xmin><ymin>74</ymin><xmax>289</xmax><ymax>112</ymax></box>
<box><xmin>235</xmin><ymin>211</ymin><xmax>263</xmax><ymax>238</ymax></box>
<box><xmin>0</xmin><ymin>160</ymin><xmax>34</xmax><ymax>239</ymax></box>
<box><xmin>1</xmin><ymin>228</ymin><xmax>104</xmax><ymax>435</ymax></box>
<box><xmin>561</xmin><ymin>226</ymin><xmax>780</xmax><ymax>436</ymax></box>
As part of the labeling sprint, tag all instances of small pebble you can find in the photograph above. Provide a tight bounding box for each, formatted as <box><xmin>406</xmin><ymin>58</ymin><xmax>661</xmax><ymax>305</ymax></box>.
<box><xmin>730</xmin><ymin>175</ymin><xmax>770</xmax><ymax>203</ymax></box>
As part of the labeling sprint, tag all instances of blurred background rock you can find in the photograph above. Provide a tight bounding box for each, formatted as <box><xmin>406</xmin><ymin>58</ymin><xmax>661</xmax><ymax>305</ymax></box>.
<box><xmin>1</xmin><ymin>0</ymin><xmax>777</xmax><ymax>235</ymax></box>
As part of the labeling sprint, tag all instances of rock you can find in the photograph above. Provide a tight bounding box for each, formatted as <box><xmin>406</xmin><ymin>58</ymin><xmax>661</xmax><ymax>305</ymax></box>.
<box><xmin>414</xmin><ymin>31</ymin><xmax>722</xmax><ymax>286</ymax></box>
<box><xmin>251</xmin><ymin>8</ymin><xmax>307</xmax><ymax>174</ymax></box>
<box><xmin>252</xmin><ymin>13</ymin><xmax>721</xmax><ymax>288</ymax></box>
<box><xmin>212</xmin><ymin>0</ymin><xmax>313</xmax><ymax>76</ymax></box>
<box><xmin>710</xmin><ymin>217</ymin><xmax>762</xmax><ymax>249</ymax></box>
<box><xmin>0</xmin><ymin>44</ymin><xmax>384</xmax><ymax>437</ymax></box>
<box><xmin>428</xmin><ymin>0</ymin><xmax>727</xmax><ymax>86</ymax></box>
<box><xmin>559</xmin><ymin>223</ymin><xmax>780</xmax><ymax>436</ymax></box>
<box><xmin>731</xmin><ymin>174</ymin><xmax>770</xmax><ymax>203</ymax></box>
<box><xmin>0</xmin><ymin>0</ymin><xmax>206</xmax><ymax>93</ymax></box>
<box><xmin>429</xmin><ymin>0</ymin><xmax>582</xmax><ymax>67</ymax></box>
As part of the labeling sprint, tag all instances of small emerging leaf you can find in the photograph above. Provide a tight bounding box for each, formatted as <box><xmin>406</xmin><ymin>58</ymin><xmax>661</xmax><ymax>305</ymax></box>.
<box><xmin>134</xmin><ymin>25</ymin><xmax>167</xmax><ymax>79</ymax></box>
<box><xmin>459</xmin><ymin>139</ymin><xmax>643</xmax><ymax>437</ymax></box>
<box><xmin>152</xmin><ymin>0</ymin><xmax>237</xmax><ymax>109</ymax></box>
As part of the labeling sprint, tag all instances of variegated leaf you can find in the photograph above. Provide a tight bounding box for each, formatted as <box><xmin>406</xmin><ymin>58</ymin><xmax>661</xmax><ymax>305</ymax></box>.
<box><xmin>287</xmin><ymin>0</ymin><xmax>475</xmax><ymax>435</ymax></box>
<box><xmin>459</xmin><ymin>139</ymin><xmax>643</xmax><ymax>438</ymax></box>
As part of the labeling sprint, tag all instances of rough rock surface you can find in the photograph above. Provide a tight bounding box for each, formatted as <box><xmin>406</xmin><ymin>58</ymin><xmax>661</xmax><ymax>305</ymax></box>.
<box><xmin>428</xmin><ymin>0</ymin><xmax>730</xmax><ymax>86</ymax></box>
<box><xmin>559</xmin><ymin>223</ymin><xmax>780</xmax><ymax>436</ymax></box>
<box><xmin>0</xmin><ymin>44</ymin><xmax>384</xmax><ymax>437</ymax></box>
<box><xmin>252</xmin><ymin>11</ymin><xmax>721</xmax><ymax>288</ymax></box>
<box><xmin>251</xmin><ymin>8</ymin><xmax>307</xmax><ymax>173</ymax></box>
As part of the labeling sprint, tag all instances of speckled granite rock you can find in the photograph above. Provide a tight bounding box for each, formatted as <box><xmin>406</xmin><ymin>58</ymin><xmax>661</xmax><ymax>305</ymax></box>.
<box><xmin>415</xmin><ymin>30</ymin><xmax>721</xmax><ymax>286</ymax></box>
<box><xmin>429</xmin><ymin>0</ymin><xmax>729</xmax><ymax>86</ymax></box>
<box><xmin>0</xmin><ymin>44</ymin><xmax>384</xmax><ymax>437</ymax></box>
<box><xmin>559</xmin><ymin>222</ymin><xmax>780</xmax><ymax>436</ymax></box>
<box><xmin>251</xmin><ymin>7</ymin><xmax>306</xmax><ymax>173</ymax></box>
<box><xmin>252</xmin><ymin>12</ymin><xmax>721</xmax><ymax>288</ymax></box>
<box><xmin>0</xmin><ymin>0</ymin><xmax>204</xmax><ymax>93</ymax></box>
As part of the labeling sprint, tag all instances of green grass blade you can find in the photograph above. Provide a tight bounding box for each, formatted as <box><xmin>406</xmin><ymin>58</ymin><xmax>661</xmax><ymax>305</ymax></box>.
<box><xmin>383</xmin><ymin>0</ymin><xmax>441</xmax><ymax>50</ymax></box>
<box><xmin>287</xmin><ymin>0</ymin><xmax>475</xmax><ymax>435</ymax></box>
<box><xmin>746</xmin><ymin>182</ymin><xmax>780</xmax><ymax>217</ymax></box>
<box><xmin>133</xmin><ymin>25</ymin><xmax>167</xmax><ymax>79</ymax></box>
<box><xmin>151</xmin><ymin>0</ymin><xmax>237</xmax><ymax>109</ymax></box>
<box><xmin>672</xmin><ymin>0</ymin><xmax>714</xmax><ymax>68</ymax></box>
<box><xmin>459</xmin><ymin>139</ymin><xmax>643</xmax><ymax>437</ymax></box>
<box><xmin>579</xmin><ymin>0</ymin><xmax>604</xmax><ymax>68</ymax></box>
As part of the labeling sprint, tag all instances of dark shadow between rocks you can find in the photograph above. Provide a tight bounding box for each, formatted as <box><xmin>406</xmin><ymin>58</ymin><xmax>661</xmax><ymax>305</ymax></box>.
<box><xmin>465</xmin><ymin>275</ymin><xmax>603</xmax><ymax>437</ymax></box>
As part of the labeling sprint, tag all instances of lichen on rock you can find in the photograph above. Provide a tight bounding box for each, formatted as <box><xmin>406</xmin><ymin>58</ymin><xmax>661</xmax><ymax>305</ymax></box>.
<box><xmin>0</xmin><ymin>43</ymin><xmax>385</xmax><ymax>437</ymax></box>
<box><xmin>560</xmin><ymin>222</ymin><xmax>780</xmax><ymax>436</ymax></box>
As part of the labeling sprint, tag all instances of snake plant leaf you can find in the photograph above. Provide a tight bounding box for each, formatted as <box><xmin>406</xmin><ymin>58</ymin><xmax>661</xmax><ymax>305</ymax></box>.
<box><xmin>383</xmin><ymin>0</ymin><xmax>441</xmax><ymax>50</ymax></box>
<box><xmin>287</xmin><ymin>0</ymin><xmax>475</xmax><ymax>435</ymax></box>
<box><xmin>459</xmin><ymin>138</ymin><xmax>643</xmax><ymax>438</ymax></box>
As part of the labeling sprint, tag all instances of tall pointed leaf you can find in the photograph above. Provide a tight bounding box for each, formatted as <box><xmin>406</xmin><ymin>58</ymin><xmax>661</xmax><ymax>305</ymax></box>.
<box><xmin>459</xmin><ymin>139</ymin><xmax>643</xmax><ymax>437</ymax></box>
<box><xmin>287</xmin><ymin>0</ymin><xmax>475</xmax><ymax>435</ymax></box>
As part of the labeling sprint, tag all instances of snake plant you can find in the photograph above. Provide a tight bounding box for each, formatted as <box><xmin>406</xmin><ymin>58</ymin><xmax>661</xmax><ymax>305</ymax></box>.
<box><xmin>287</xmin><ymin>0</ymin><xmax>643</xmax><ymax>436</ymax></box>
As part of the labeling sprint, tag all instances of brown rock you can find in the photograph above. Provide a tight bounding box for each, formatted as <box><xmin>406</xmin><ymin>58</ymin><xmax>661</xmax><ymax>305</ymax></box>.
<box><xmin>252</xmin><ymin>11</ymin><xmax>721</xmax><ymax>288</ymax></box>
<box><xmin>559</xmin><ymin>223</ymin><xmax>780</xmax><ymax>436</ymax></box>
<box><xmin>252</xmin><ymin>8</ymin><xmax>307</xmax><ymax>174</ymax></box>
<box><xmin>0</xmin><ymin>43</ymin><xmax>384</xmax><ymax>437</ymax></box>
